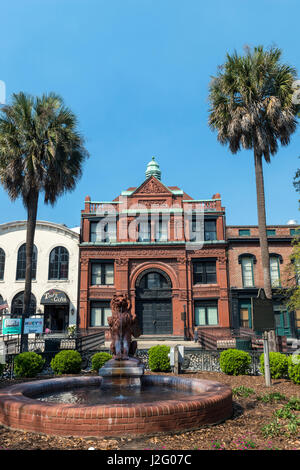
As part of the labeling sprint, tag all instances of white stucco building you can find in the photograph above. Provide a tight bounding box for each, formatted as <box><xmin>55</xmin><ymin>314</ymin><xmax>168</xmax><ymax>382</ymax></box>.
<box><xmin>0</xmin><ymin>221</ymin><xmax>79</xmax><ymax>332</ymax></box>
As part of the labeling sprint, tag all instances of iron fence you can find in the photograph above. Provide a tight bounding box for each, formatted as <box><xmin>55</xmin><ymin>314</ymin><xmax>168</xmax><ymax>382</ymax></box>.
<box><xmin>1</xmin><ymin>347</ymin><xmax>295</xmax><ymax>379</ymax></box>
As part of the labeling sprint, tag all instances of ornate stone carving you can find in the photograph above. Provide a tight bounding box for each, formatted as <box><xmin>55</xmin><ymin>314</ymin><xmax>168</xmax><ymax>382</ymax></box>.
<box><xmin>137</xmin><ymin>199</ymin><xmax>168</xmax><ymax>208</ymax></box>
<box><xmin>115</xmin><ymin>258</ymin><xmax>128</xmax><ymax>267</ymax></box>
<box><xmin>135</xmin><ymin>178</ymin><xmax>170</xmax><ymax>195</ymax></box>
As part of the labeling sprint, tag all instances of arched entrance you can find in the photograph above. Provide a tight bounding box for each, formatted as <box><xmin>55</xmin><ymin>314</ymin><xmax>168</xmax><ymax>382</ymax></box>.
<box><xmin>135</xmin><ymin>269</ymin><xmax>173</xmax><ymax>335</ymax></box>
<box><xmin>41</xmin><ymin>289</ymin><xmax>70</xmax><ymax>332</ymax></box>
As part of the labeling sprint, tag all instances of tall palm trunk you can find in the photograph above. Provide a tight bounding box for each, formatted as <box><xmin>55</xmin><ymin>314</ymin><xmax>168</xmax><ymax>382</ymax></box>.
<box><xmin>254</xmin><ymin>149</ymin><xmax>272</xmax><ymax>300</ymax></box>
<box><xmin>20</xmin><ymin>190</ymin><xmax>39</xmax><ymax>352</ymax></box>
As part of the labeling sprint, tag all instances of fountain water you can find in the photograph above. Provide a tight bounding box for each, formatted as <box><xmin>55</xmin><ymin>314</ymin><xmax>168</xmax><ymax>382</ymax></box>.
<box><xmin>0</xmin><ymin>294</ymin><xmax>233</xmax><ymax>438</ymax></box>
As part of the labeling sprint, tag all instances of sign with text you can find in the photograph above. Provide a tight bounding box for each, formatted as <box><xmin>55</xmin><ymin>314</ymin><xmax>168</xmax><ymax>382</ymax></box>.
<box><xmin>24</xmin><ymin>318</ymin><xmax>44</xmax><ymax>334</ymax></box>
<box><xmin>251</xmin><ymin>289</ymin><xmax>275</xmax><ymax>331</ymax></box>
<box><xmin>2</xmin><ymin>318</ymin><xmax>22</xmax><ymax>335</ymax></box>
<box><xmin>41</xmin><ymin>289</ymin><xmax>69</xmax><ymax>305</ymax></box>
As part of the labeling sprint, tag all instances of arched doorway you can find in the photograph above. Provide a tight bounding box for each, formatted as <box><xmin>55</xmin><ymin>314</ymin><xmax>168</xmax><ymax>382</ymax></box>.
<box><xmin>135</xmin><ymin>269</ymin><xmax>173</xmax><ymax>335</ymax></box>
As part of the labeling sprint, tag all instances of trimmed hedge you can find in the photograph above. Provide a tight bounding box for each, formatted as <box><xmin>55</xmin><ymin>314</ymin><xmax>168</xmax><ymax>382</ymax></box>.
<box><xmin>50</xmin><ymin>350</ymin><xmax>82</xmax><ymax>375</ymax></box>
<box><xmin>219</xmin><ymin>349</ymin><xmax>251</xmax><ymax>376</ymax></box>
<box><xmin>148</xmin><ymin>345</ymin><xmax>171</xmax><ymax>372</ymax></box>
<box><xmin>14</xmin><ymin>352</ymin><xmax>45</xmax><ymax>378</ymax></box>
<box><xmin>259</xmin><ymin>352</ymin><xmax>289</xmax><ymax>379</ymax></box>
<box><xmin>91</xmin><ymin>352</ymin><xmax>112</xmax><ymax>371</ymax></box>
<box><xmin>288</xmin><ymin>355</ymin><xmax>300</xmax><ymax>384</ymax></box>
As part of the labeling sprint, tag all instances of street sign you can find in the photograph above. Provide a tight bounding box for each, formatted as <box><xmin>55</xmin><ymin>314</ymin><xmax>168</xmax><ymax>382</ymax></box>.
<box><xmin>2</xmin><ymin>318</ymin><xmax>22</xmax><ymax>335</ymax></box>
<box><xmin>24</xmin><ymin>317</ymin><xmax>44</xmax><ymax>334</ymax></box>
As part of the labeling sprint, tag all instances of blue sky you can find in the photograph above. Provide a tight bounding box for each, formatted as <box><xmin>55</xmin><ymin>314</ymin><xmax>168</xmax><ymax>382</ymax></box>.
<box><xmin>0</xmin><ymin>0</ymin><xmax>300</xmax><ymax>227</ymax></box>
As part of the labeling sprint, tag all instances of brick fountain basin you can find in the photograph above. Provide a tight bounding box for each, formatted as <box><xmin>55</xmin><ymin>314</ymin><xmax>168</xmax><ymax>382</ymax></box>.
<box><xmin>0</xmin><ymin>375</ymin><xmax>232</xmax><ymax>438</ymax></box>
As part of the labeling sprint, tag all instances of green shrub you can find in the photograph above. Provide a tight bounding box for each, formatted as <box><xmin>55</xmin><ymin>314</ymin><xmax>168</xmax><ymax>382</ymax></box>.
<box><xmin>148</xmin><ymin>345</ymin><xmax>171</xmax><ymax>372</ymax></box>
<box><xmin>259</xmin><ymin>352</ymin><xmax>289</xmax><ymax>379</ymax></box>
<box><xmin>0</xmin><ymin>363</ymin><xmax>5</xmax><ymax>376</ymax></box>
<box><xmin>288</xmin><ymin>355</ymin><xmax>300</xmax><ymax>384</ymax></box>
<box><xmin>219</xmin><ymin>349</ymin><xmax>251</xmax><ymax>376</ymax></box>
<box><xmin>91</xmin><ymin>352</ymin><xmax>112</xmax><ymax>371</ymax></box>
<box><xmin>14</xmin><ymin>352</ymin><xmax>45</xmax><ymax>378</ymax></box>
<box><xmin>50</xmin><ymin>350</ymin><xmax>82</xmax><ymax>375</ymax></box>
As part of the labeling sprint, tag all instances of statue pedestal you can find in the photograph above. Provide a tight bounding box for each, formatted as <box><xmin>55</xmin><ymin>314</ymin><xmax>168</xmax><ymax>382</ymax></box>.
<box><xmin>99</xmin><ymin>357</ymin><xmax>144</xmax><ymax>388</ymax></box>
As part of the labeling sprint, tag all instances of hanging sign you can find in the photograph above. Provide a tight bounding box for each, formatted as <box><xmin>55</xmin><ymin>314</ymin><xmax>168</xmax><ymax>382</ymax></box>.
<box><xmin>24</xmin><ymin>317</ymin><xmax>44</xmax><ymax>334</ymax></box>
<box><xmin>2</xmin><ymin>318</ymin><xmax>22</xmax><ymax>335</ymax></box>
<box><xmin>41</xmin><ymin>289</ymin><xmax>69</xmax><ymax>305</ymax></box>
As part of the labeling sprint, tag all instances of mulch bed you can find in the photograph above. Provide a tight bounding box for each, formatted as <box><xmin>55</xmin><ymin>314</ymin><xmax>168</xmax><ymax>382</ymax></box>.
<box><xmin>0</xmin><ymin>371</ymin><xmax>299</xmax><ymax>451</ymax></box>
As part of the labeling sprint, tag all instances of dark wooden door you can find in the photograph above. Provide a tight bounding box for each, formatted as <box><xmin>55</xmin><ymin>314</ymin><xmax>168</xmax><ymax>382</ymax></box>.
<box><xmin>136</xmin><ymin>300</ymin><xmax>173</xmax><ymax>335</ymax></box>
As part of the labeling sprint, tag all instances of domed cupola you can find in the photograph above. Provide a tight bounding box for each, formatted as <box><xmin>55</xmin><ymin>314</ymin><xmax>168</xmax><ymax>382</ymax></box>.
<box><xmin>145</xmin><ymin>156</ymin><xmax>161</xmax><ymax>180</ymax></box>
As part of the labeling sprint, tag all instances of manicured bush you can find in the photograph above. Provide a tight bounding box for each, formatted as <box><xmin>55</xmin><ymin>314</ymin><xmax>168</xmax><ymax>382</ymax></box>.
<box><xmin>91</xmin><ymin>352</ymin><xmax>112</xmax><ymax>371</ymax></box>
<box><xmin>148</xmin><ymin>345</ymin><xmax>171</xmax><ymax>372</ymax></box>
<box><xmin>14</xmin><ymin>351</ymin><xmax>45</xmax><ymax>378</ymax></box>
<box><xmin>219</xmin><ymin>349</ymin><xmax>251</xmax><ymax>376</ymax></box>
<box><xmin>288</xmin><ymin>355</ymin><xmax>300</xmax><ymax>384</ymax></box>
<box><xmin>259</xmin><ymin>352</ymin><xmax>289</xmax><ymax>379</ymax></box>
<box><xmin>50</xmin><ymin>350</ymin><xmax>82</xmax><ymax>375</ymax></box>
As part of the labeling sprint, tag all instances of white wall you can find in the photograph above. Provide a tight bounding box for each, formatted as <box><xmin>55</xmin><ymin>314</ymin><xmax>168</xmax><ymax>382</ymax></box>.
<box><xmin>0</xmin><ymin>221</ymin><xmax>79</xmax><ymax>328</ymax></box>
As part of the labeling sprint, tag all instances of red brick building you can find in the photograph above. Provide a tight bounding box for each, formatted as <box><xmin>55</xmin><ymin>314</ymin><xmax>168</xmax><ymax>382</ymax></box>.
<box><xmin>227</xmin><ymin>225</ymin><xmax>300</xmax><ymax>339</ymax></box>
<box><xmin>78</xmin><ymin>157</ymin><xmax>230</xmax><ymax>339</ymax></box>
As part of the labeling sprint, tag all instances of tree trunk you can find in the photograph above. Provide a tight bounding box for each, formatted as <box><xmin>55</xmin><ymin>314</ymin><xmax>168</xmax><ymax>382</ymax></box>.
<box><xmin>20</xmin><ymin>190</ymin><xmax>39</xmax><ymax>353</ymax></box>
<box><xmin>254</xmin><ymin>149</ymin><xmax>272</xmax><ymax>300</ymax></box>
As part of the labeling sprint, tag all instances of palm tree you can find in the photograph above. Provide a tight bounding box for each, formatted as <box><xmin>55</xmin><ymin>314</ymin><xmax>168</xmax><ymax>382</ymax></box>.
<box><xmin>208</xmin><ymin>45</ymin><xmax>298</xmax><ymax>299</ymax></box>
<box><xmin>0</xmin><ymin>92</ymin><xmax>89</xmax><ymax>351</ymax></box>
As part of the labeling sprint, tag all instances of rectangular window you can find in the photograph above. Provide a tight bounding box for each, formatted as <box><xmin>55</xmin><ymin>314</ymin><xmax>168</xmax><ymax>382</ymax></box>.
<box><xmin>90</xmin><ymin>220</ymin><xmax>116</xmax><ymax>243</ymax></box>
<box><xmin>90</xmin><ymin>301</ymin><xmax>111</xmax><ymax>327</ymax></box>
<box><xmin>267</xmin><ymin>229</ymin><xmax>276</xmax><ymax>236</ymax></box>
<box><xmin>239</xmin><ymin>229</ymin><xmax>250</xmax><ymax>236</ymax></box>
<box><xmin>194</xmin><ymin>301</ymin><xmax>218</xmax><ymax>326</ymax></box>
<box><xmin>290</xmin><ymin>228</ymin><xmax>300</xmax><ymax>236</ymax></box>
<box><xmin>295</xmin><ymin>310</ymin><xmax>300</xmax><ymax>331</ymax></box>
<box><xmin>155</xmin><ymin>215</ymin><xmax>169</xmax><ymax>241</ymax></box>
<box><xmin>138</xmin><ymin>219</ymin><xmax>151</xmax><ymax>242</ymax></box>
<box><xmin>193</xmin><ymin>261</ymin><xmax>217</xmax><ymax>284</ymax></box>
<box><xmin>204</xmin><ymin>220</ymin><xmax>217</xmax><ymax>241</ymax></box>
<box><xmin>241</xmin><ymin>257</ymin><xmax>254</xmax><ymax>287</ymax></box>
<box><xmin>91</xmin><ymin>262</ymin><xmax>114</xmax><ymax>285</ymax></box>
<box><xmin>270</xmin><ymin>257</ymin><xmax>281</xmax><ymax>287</ymax></box>
<box><xmin>190</xmin><ymin>216</ymin><xmax>217</xmax><ymax>242</ymax></box>
<box><xmin>240</xmin><ymin>308</ymin><xmax>250</xmax><ymax>328</ymax></box>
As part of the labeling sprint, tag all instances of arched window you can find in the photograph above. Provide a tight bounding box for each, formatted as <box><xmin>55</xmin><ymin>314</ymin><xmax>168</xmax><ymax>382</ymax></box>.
<box><xmin>137</xmin><ymin>270</ymin><xmax>171</xmax><ymax>290</ymax></box>
<box><xmin>16</xmin><ymin>244</ymin><xmax>37</xmax><ymax>280</ymax></box>
<box><xmin>48</xmin><ymin>246</ymin><xmax>69</xmax><ymax>280</ymax></box>
<box><xmin>269</xmin><ymin>254</ymin><xmax>282</xmax><ymax>288</ymax></box>
<box><xmin>11</xmin><ymin>291</ymin><xmax>36</xmax><ymax>316</ymax></box>
<box><xmin>238</xmin><ymin>254</ymin><xmax>256</xmax><ymax>288</ymax></box>
<box><xmin>0</xmin><ymin>248</ymin><xmax>5</xmax><ymax>281</ymax></box>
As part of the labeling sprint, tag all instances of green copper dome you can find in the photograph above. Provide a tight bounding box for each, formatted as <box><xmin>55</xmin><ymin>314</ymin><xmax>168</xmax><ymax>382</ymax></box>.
<box><xmin>145</xmin><ymin>156</ymin><xmax>161</xmax><ymax>180</ymax></box>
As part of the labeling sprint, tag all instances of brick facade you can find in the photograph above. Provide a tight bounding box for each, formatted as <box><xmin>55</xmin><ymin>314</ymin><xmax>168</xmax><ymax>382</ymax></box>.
<box><xmin>79</xmin><ymin>163</ymin><xmax>230</xmax><ymax>339</ymax></box>
<box><xmin>77</xmin><ymin>160</ymin><xmax>299</xmax><ymax>342</ymax></box>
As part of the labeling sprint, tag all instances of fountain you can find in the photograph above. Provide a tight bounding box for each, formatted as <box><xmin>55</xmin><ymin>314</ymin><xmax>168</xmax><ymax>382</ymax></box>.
<box><xmin>0</xmin><ymin>294</ymin><xmax>233</xmax><ymax>438</ymax></box>
<box><xmin>99</xmin><ymin>294</ymin><xmax>145</xmax><ymax>389</ymax></box>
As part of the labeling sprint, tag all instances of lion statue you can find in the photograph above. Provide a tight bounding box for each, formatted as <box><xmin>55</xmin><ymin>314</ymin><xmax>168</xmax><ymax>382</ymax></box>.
<box><xmin>108</xmin><ymin>294</ymin><xmax>141</xmax><ymax>360</ymax></box>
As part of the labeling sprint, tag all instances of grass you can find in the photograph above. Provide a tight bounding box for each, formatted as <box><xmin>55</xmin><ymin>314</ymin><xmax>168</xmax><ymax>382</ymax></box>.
<box><xmin>261</xmin><ymin>396</ymin><xmax>300</xmax><ymax>439</ymax></box>
<box><xmin>232</xmin><ymin>386</ymin><xmax>256</xmax><ymax>398</ymax></box>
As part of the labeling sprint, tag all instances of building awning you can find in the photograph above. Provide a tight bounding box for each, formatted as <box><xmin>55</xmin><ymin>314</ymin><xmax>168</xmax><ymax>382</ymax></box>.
<box><xmin>41</xmin><ymin>289</ymin><xmax>69</xmax><ymax>305</ymax></box>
